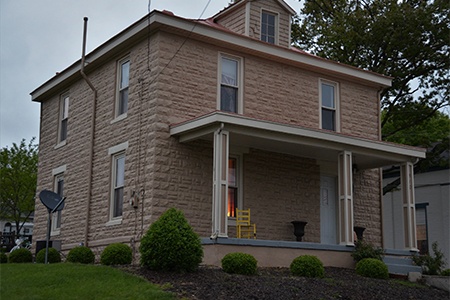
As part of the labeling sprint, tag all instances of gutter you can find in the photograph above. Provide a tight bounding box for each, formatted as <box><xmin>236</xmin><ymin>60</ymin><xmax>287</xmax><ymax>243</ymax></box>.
<box><xmin>81</xmin><ymin>17</ymin><xmax>97</xmax><ymax>247</ymax></box>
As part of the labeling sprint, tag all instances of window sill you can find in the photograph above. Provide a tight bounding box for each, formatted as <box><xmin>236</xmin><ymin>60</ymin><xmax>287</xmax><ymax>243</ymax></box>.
<box><xmin>50</xmin><ymin>230</ymin><xmax>61</xmax><ymax>236</ymax></box>
<box><xmin>110</xmin><ymin>113</ymin><xmax>127</xmax><ymax>124</ymax></box>
<box><xmin>54</xmin><ymin>140</ymin><xmax>66</xmax><ymax>149</ymax></box>
<box><xmin>106</xmin><ymin>218</ymin><xmax>122</xmax><ymax>226</ymax></box>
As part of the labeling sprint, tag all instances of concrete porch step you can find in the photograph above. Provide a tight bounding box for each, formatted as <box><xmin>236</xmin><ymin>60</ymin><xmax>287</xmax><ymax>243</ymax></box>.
<box><xmin>383</xmin><ymin>256</ymin><xmax>422</xmax><ymax>276</ymax></box>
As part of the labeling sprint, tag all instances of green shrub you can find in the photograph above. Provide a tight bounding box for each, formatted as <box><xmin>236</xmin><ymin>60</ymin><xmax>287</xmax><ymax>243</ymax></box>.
<box><xmin>351</xmin><ymin>240</ymin><xmax>384</xmax><ymax>262</ymax></box>
<box><xmin>100</xmin><ymin>243</ymin><xmax>132</xmax><ymax>265</ymax></box>
<box><xmin>290</xmin><ymin>255</ymin><xmax>325</xmax><ymax>278</ymax></box>
<box><xmin>356</xmin><ymin>258</ymin><xmax>389</xmax><ymax>279</ymax></box>
<box><xmin>0</xmin><ymin>252</ymin><xmax>7</xmax><ymax>263</ymax></box>
<box><xmin>67</xmin><ymin>246</ymin><xmax>95</xmax><ymax>264</ymax></box>
<box><xmin>8</xmin><ymin>248</ymin><xmax>32</xmax><ymax>263</ymax></box>
<box><xmin>221</xmin><ymin>252</ymin><xmax>258</xmax><ymax>275</ymax></box>
<box><xmin>140</xmin><ymin>208</ymin><xmax>203</xmax><ymax>272</ymax></box>
<box><xmin>440</xmin><ymin>269</ymin><xmax>450</xmax><ymax>276</ymax></box>
<box><xmin>412</xmin><ymin>241</ymin><xmax>447</xmax><ymax>275</ymax></box>
<box><xmin>36</xmin><ymin>248</ymin><xmax>61</xmax><ymax>264</ymax></box>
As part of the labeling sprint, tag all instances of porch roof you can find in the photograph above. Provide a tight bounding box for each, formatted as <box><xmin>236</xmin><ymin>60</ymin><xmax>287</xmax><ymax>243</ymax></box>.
<box><xmin>170</xmin><ymin>112</ymin><xmax>426</xmax><ymax>170</ymax></box>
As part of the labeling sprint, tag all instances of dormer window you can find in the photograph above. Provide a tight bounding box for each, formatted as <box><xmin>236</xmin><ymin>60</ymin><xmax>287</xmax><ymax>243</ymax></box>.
<box><xmin>261</xmin><ymin>10</ymin><xmax>277</xmax><ymax>44</ymax></box>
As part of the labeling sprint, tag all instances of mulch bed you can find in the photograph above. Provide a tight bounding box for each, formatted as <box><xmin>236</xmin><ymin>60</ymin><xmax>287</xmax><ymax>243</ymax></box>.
<box><xmin>120</xmin><ymin>265</ymin><xmax>449</xmax><ymax>300</ymax></box>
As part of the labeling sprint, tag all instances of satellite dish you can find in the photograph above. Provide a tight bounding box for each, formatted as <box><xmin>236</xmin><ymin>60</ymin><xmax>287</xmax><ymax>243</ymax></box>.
<box><xmin>39</xmin><ymin>189</ymin><xmax>65</xmax><ymax>213</ymax></box>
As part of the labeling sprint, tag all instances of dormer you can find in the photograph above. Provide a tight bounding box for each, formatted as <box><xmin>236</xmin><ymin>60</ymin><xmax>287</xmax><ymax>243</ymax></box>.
<box><xmin>213</xmin><ymin>0</ymin><xmax>296</xmax><ymax>48</ymax></box>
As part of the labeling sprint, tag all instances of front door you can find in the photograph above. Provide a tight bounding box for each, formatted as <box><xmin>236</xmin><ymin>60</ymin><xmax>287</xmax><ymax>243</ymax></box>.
<box><xmin>320</xmin><ymin>176</ymin><xmax>337</xmax><ymax>244</ymax></box>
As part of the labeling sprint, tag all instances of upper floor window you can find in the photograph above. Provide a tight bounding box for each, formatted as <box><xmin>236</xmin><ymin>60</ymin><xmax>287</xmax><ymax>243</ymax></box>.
<box><xmin>219</xmin><ymin>54</ymin><xmax>242</xmax><ymax>113</ymax></box>
<box><xmin>261</xmin><ymin>11</ymin><xmax>277</xmax><ymax>44</ymax></box>
<box><xmin>116</xmin><ymin>56</ymin><xmax>130</xmax><ymax>116</ymax></box>
<box><xmin>320</xmin><ymin>80</ymin><xmax>339</xmax><ymax>131</ymax></box>
<box><xmin>59</xmin><ymin>93</ymin><xmax>69</xmax><ymax>143</ymax></box>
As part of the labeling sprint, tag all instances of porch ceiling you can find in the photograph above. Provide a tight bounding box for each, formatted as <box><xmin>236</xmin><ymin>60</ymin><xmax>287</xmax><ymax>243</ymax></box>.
<box><xmin>170</xmin><ymin>112</ymin><xmax>426</xmax><ymax>170</ymax></box>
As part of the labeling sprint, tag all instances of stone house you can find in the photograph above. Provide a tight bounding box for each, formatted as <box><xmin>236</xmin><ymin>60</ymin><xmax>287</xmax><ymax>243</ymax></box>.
<box><xmin>31</xmin><ymin>0</ymin><xmax>425</xmax><ymax>268</ymax></box>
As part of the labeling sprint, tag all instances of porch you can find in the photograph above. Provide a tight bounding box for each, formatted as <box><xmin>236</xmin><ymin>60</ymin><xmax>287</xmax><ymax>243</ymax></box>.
<box><xmin>170</xmin><ymin>111</ymin><xmax>426</xmax><ymax>253</ymax></box>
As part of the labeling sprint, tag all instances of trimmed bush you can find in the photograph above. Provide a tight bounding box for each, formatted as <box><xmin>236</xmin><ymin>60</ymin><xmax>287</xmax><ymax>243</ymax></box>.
<box><xmin>36</xmin><ymin>248</ymin><xmax>61</xmax><ymax>264</ymax></box>
<box><xmin>441</xmin><ymin>269</ymin><xmax>450</xmax><ymax>276</ymax></box>
<box><xmin>0</xmin><ymin>252</ymin><xmax>7</xmax><ymax>263</ymax></box>
<box><xmin>351</xmin><ymin>240</ymin><xmax>384</xmax><ymax>262</ymax></box>
<box><xmin>100</xmin><ymin>243</ymin><xmax>132</xmax><ymax>265</ymax></box>
<box><xmin>290</xmin><ymin>255</ymin><xmax>325</xmax><ymax>278</ymax></box>
<box><xmin>221</xmin><ymin>252</ymin><xmax>258</xmax><ymax>275</ymax></box>
<box><xmin>67</xmin><ymin>246</ymin><xmax>95</xmax><ymax>264</ymax></box>
<box><xmin>355</xmin><ymin>258</ymin><xmax>389</xmax><ymax>279</ymax></box>
<box><xmin>140</xmin><ymin>208</ymin><xmax>203</xmax><ymax>272</ymax></box>
<box><xmin>8</xmin><ymin>248</ymin><xmax>32</xmax><ymax>263</ymax></box>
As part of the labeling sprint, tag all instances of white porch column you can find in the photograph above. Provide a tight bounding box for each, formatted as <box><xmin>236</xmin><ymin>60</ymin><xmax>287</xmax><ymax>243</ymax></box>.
<box><xmin>212</xmin><ymin>126</ymin><xmax>229</xmax><ymax>238</ymax></box>
<box><xmin>338</xmin><ymin>151</ymin><xmax>354</xmax><ymax>246</ymax></box>
<box><xmin>401</xmin><ymin>162</ymin><xmax>417</xmax><ymax>250</ymax></box>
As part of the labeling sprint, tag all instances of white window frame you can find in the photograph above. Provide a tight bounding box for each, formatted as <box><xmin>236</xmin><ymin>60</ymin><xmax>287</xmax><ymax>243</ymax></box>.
<box><xmin>260</xmin><ymin>9</ymin><xmax>278</xmax><ymax>45</ymax></box>
<box><xmin>217</xmin><ymin>53</ymin><xmax>244</xmax><ymax>114</ymax></box>
<box><xmin>115</xmin><ymin>56</ymin><xmax>130</xmax><ymax>118</ymax></box>
<box><xmin>58</xmin><ymin>92</ymin><xmax>69</xmax><ymax>145</ymax></box>
<box><xmin>107</xmin><ymin>142</ymin><xmax>128</xmax><ymax>225</ymax></box>
<box><xmin>52</xmin><ymin>174</ymin><xmax>64</xmax><ymax>233</ymax></box>
<box><xmin>51</xmin><ymin>165</ymin><xmax>66</xmax><ymax>235</ymax></box>
<box><xmin>319</xmin><ymin>79</ymin><xmax>340</xmax><ymax>132</ymax></box>
<box><xmin>227</xmin><ymin>154</ymin><xmax>243</xmax><ymax>225</ymax></box>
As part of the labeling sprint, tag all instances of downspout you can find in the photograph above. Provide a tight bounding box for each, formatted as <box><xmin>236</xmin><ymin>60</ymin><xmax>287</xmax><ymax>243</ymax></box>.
<box><xmin>377</xmin><ymin>87</ymin><xmax>384</xmax><ymax>248</ymax></box>
<box><xmin>81</xmin><ymin>17</ymin><xmax>97</xmax><ymax>247</ymax></box>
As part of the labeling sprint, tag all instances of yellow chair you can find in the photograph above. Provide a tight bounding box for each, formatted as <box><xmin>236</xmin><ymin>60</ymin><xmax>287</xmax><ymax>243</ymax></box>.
<box><xmin>236</xmin><ymin>208</ymin><xmax>256</xmax><ymax>239</ymax></box>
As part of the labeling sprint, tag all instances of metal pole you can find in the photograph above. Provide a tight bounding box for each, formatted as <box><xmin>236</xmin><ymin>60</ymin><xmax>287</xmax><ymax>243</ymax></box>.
<box><xmin>45</xmin><ymin>210</ymin><xmax>52</xmax><ymax>264</ymax></box>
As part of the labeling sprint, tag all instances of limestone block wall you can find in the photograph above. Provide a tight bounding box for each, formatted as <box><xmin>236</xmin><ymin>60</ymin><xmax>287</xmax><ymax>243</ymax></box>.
<box><xmin>33</xmin><ymin>20</ymin><xmax>383</xmax><ymax>257</ymax></box>
<box><xmin>353</xmin><ymin>169</ymin><xmax>382</xmax><ymax>246</ymax></box>
<box><xmin>242</xmin><ymin>149</ymin><xmax>321</xmax><ymax>242</ymax></box>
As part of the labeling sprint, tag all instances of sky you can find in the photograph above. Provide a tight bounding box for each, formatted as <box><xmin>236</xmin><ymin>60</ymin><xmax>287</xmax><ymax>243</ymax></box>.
<box><xmin>0</xmin><ymin>0</ymin><xmax>304</xmax><ymax>149</ymax></box>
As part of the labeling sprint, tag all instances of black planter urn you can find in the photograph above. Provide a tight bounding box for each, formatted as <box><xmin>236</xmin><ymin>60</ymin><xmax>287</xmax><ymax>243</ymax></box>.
<box><xmin>291</xmin><ymin>221</ymin><xmax>307</xmax><ymax>242</ymax></box>
<box><xmin>354</xmin><ymin>226</ymin><xmax>366</xmax><ymax>241</ymax></box>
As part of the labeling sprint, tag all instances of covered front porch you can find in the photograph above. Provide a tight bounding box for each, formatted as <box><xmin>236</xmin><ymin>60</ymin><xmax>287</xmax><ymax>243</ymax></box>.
<box><xmin>170</xmin><ymin>111</ymin><xmax>426</xmax><ymax>264</ymax></box>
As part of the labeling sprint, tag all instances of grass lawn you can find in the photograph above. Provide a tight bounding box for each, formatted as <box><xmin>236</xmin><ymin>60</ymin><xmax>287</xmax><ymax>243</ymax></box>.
<box><xmin>0</xmin><ymin>263</ymin><xmax>175</xmax><ymax>300</ymax></box>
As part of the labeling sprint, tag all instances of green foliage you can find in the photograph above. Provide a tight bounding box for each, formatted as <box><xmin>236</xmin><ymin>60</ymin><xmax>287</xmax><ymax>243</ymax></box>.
<box><xmin>221</xmin><ymin>252</ymin><xmax>258</xmax><ymax>275</ymax></box>
<box><xmin>8</xmin><ymin>248</ymin><xmax>32</xmax><ymax>263</ymax></box>
<box><xmin>36</xmin><ymin>248</ymin><xmax>61</xmax><ymax>264</ymax></box>
<box><xmin>351</xmin><ymin>240</ymin><xmax>384</xmax><ymax>262</ymax></box>
<box><xmin>290</xmin><ymin>255</ymin><xmax>325</xmax><ymax>278</ymax></box>
<box><xmin>293</xmin><ymin>0</ymin><xmax>449</xmax><ymax>141</ymax></box>
<box><xmin>412</xmin><ymin>241</ymin><xmax>447</xmax><ymax>275</ymax></box>
<box><xmin>441</xmin><ymin>269</ymin><xmax>450</xmax><ymax>276</ymax></box>
<box><xmin>0</xmin><ymin>138</ymin><xmax>38</xmax><ymax>235</ymax></box>
<box><xmin>100</xmin><ymin>243</ymin><xmax>132</xmax><ymax>265</ymax></box>
<box><xmin>67</xmin><ymin>246</ymin><xmax>95</xmax><ymax>264</ymax></box>
<box><xmin>0</xmin><ymin>252</ymin><xmax>7</xmax><ymax>263</ymax></box>
<box><xmin>356</xmin><ymin>258</ymin><xmax>389</xmax><ymax>279</ymax></box>
<box><xmin>139</xmin><ymin>208</ymin><xmax>203</xmax><ymax>272</ymax></box>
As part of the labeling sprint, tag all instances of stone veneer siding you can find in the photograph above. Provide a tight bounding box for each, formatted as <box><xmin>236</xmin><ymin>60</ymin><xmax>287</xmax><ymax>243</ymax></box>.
<box><xmin>33</xmin><ymin>23</ymin><xmax>383</xmax><ymax>258</ymax></box>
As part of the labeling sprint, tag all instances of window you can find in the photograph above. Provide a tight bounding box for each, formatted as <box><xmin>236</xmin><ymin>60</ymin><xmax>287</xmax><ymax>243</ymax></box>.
<box><xmin>320</xmin><ymin>80</ymin><xmax>339</xmax><ymax>131</ymax></box>
<box><xmin>219</xmin><ymin>55</ymin><xmax>241</xmax><ymax>113</ymax></box>
<box><xmin>227</xmin><ymin>156</ymin><xmax>243</xmax><ymax>219</ymax></box>
<box><xmin>111</xmin><ymin>153</ymin><xmax>125</xmax><ymax>218</ymax></box>
<box><xmin>117</xmin><ymin>57</ymin><xmax>130</xmax><ymax>116</ymax></box>
<box><xmin>59</xmin><ymin>93</ymin><xmax>69</xmax><ymax>143</ymax></box>
<box><xmin>261</xmin><ymin>11</ymin><xmax>277</xmax><ymax>44</ymax></box>
<box><xmin>416</xmin><ymin>203</ymin><xmax>429</xmax><ymax>255</ymax></box>
<box><xmin>52</xmin><ymin>174</ymin><xmax>64</xmax><ymax>232</ymax></box>
<box><xmin>228</xmin><ymin>158</ymin><xmax>238</xmax><ymax>218</ymax></box>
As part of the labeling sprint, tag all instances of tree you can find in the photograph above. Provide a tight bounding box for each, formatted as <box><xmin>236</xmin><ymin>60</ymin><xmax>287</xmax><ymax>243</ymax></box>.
<box><xmin>292</xmin><ymin>0</ymin><xmax>449</xmax><ymax>138</ymax></box>
<box><xmin>0</xmin><ymin>138</ymin><xmax>38</xmax><ymax>237</ymax></box>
